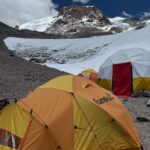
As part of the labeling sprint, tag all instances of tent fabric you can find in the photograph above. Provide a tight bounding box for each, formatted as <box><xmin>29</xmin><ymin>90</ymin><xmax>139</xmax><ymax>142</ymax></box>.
<box><xmin>98</xmin><ymin>48</ymin><xmax>150</xmax><ymax>93</ymax></box>
<box><xmin>79</xmin><ymin>68</ymin><xmax>97</xmax><ymax>83</ymax></box>
<box><xmin>97</xmin><ymin>79</ymin><xmax>112</xmax><ymax>90</ymax></box>
<box><xmin>133</xmin><ymin>77</ymin><xmax>150</xmax><ymax>91</ymax></box>
<box><xmin>18</xmin><ymin>88</ymin><xmax>74</xmax><ymax>150</ymax></box>
<box><xmin>113</xmin><ymin>62</ymin><xmax>132</xmax><ymax>97</ymax></box>
<box><xmin>74</xmin><ymin>95</ymin><xmax>137</xmax><ymax>150</ymax></box>
<box><xmin>0</xmin><ymin>75</ymin><xmax>141</xmax><ymax>150</ymax></box>
<box><xmin>0</xmin><ymin>104</ymin><xmax>30</xmax><ymax>150</ymax></box>
<box><xmin>18</xmin><ymin>117</ymin><xmax>60</xmax><ymax>150</ymax></box>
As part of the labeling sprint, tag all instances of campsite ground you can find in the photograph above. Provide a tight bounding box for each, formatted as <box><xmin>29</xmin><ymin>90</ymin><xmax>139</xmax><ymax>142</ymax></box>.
<box><xmin>0</xmin><ymin>37</ymin><xmax>150</xmax><ymax>150</ymax></box>
<box><xmin>122</xmin><ymin>97</ymin><xmax>150</xmax><ymax>150</ymax></box>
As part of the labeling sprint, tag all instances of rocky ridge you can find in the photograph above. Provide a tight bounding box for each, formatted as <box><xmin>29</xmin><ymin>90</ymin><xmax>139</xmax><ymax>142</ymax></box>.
<box><xmin>19</xmin><ymin>6</ymin><xmax>150</xmax><ymax>38</ymax></box>
<box><xmin>46</xmin><ymin>6</ymin><xmax>112</xmax><ymax>37</ymax></box>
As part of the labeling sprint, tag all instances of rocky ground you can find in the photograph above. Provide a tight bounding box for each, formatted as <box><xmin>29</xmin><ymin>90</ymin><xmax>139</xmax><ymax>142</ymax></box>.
<box><xmin>0</xmin><ymin>21</ymin><xmax>68</xmax><ymax>100</ymax></box>
<box><xmin>122</xmin><ymin>97</ymin><xmax>150</xmax><ymax>150</ymax></box>
<box><xmin>0</xmin><ymin>37</ymin><xmax>67</xmax><ymax>100</ymax></box>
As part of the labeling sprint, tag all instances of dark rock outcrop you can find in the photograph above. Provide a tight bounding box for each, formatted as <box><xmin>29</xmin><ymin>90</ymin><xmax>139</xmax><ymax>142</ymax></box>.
<box><xmin>0</xmin><ymin>21</ymin><xmax>64</xmax><ymax>39</ymax></box>
<box><xmin>58</xmin><ymin>6</ymin><xmax>110</xmax><ymax>25</ymax></box>
<box><xmin>110</xmin><ymin>26</ymin><xmax>123</xmax><ymax>33</ymax></box>
<box><xmin>46</xmin><ymin>6</ymin><xmax>112</xmax><ymax>38</ymax></box>
<box><xmin>123</xmin><ymin>18</ymin><xmax>146</xmax><ymax>30</ymax></box>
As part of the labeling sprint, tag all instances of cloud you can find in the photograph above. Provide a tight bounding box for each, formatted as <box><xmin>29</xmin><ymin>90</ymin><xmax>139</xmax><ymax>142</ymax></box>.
<box><xmin>0</xmin><ymin>0</ymin><xmax>58</xmax><ymax>27</ymax></box>
<box><xmin>143</xmin><ymin>12</ymin><xmax>150</xmax><ymax>18</ymax></box>
<box><xmin>137</xmin><ymin>11</ymin><xmax>150</xmax><ymax>19</ymax></box>
<box><xmin>72</xmin><ymin>0</ymin><xmax>90</xmax><ymax>4</ymax></box>
<box><xmin>122</xmin><ymin>11</ymin><xmax>133</xmax><ymax>18</ymax></box>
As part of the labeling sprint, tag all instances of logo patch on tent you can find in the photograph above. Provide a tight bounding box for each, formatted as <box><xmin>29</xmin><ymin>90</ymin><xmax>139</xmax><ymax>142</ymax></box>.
<box><xmin>93</xmin><ymin>93</ymin><xmax>114</xmax><ymax>105</ymax></box>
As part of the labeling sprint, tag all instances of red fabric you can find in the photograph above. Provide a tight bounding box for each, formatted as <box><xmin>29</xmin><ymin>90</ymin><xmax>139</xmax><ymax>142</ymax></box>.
<box><xmin>89</xmin><ymin>72</ymin><xmax>97</xmax><ymax>83</ymax></box>
<box><xmin>113</xmin><ymin>62</ymin><xmax>132</xmax><ymax>97</ymax></box>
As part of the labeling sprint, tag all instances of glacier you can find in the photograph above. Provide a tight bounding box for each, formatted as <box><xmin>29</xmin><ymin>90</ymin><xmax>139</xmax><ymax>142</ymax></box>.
<box><xmin>5</xmin><ymin>25</ymin><xmax>150</xmax><ymax>74</ymax></box>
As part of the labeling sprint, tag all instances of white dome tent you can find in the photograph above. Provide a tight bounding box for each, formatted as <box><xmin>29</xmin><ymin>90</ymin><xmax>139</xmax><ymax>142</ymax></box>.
<box><xmin>98</xmin><ymin>48</ymin><xmax>150</xmax><ymax>97</ymax></box>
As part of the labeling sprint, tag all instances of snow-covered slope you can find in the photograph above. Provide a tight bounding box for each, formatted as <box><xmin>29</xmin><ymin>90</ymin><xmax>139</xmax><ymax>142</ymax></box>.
<box><xmin>5</xmin><ymin>25</ymin><xmax>150</xmax><ymax>74</ymax></box>
<box><xmin>19</xmin><ymin>16</ymin><xmax>58</xmax><ymax>32</ymax></box>
<box><xmin>19</xmin><ymin>6</ymin><xmax>150</xmax><ymax>38</ymax></box>
<box><xmin>19</xmin><ymin>6</ymin><xmax>112</xmax><ymax>37</ymax></box>
<box><xmin>19</xmin><ymin>16</ymin><xmax>134</xmax><ymax>33</ymax></box>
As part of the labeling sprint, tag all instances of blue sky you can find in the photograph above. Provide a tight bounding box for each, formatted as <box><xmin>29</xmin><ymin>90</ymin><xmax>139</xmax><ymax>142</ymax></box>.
<box><xmin>53</xmin><ymin>0</ymin><xmax>150</xmax><ymax>17</ymax></box>
<box><xmin>1</xmin><ymin>0</ymin><xmax>150</xmax><ymax>27</ymax></box>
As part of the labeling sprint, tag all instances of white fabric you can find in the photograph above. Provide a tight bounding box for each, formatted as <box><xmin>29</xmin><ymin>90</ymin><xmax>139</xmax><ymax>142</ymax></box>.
<box><xmin>98</xmin><ymin>48</ymin><xmax>150</xmax><ymax>79</ymax></box>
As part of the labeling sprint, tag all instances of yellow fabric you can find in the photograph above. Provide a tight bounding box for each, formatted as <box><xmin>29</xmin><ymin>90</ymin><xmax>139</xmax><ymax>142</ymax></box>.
<box><xmin>18</xmin><ymin>117</ymin><xmax>58</xmax><ymax>150</ymax></box>
<box><xmin>133</xmin><ymin>77</ymin><xmax>150</xmax><ymax>92</ymax></box>
<box><xmin>100</xmin><ymin>100</ymin><xmax>141</xmax><ymax>148</ymax></box>
<box><xmin>18</xmin><ymin>88</ymin><xmax>74</xmax><ymax>150</ymax></box>
<box><xmin>74</xmin><ymin>95</ymin><xmax>140</xmax><ymax>150</ymax></box>
<box><xmin>0</xmin><ymin>104</ymin><xmax>30</xmax><ymax>138</ymax></box>
<box><xmin>98</xmin><ymin>79</ymin><xmax>112</xmax><ymax>91</ymax></box>
<box><xmin>39</xmin><ymin>75</ymin><xmax>73</xmax><ymax>92</ymax></box>
<box><xmin>99</xmin><ymin>77</ymin><xmax>150</xmax><ymax>93</ymax></box>
<box><xmin>81</xmin><ymin>68</ymin><xmax>96</xmax><ymax>74</ymax></box>
<box><xmin>72</xmin><ymin>76</ymin><xmax>140</xmax><ymax>148</ymax></box>
<box><xmin>0</xmin><ymin>145</ymin><xmax>15</xmax><ymax>150</ymax></box>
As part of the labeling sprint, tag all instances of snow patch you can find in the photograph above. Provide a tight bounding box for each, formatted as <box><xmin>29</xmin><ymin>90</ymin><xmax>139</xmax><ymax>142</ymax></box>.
<box><xmin>19</xmin><ymin>16</ymin><xmax>59</xmax><ymax>32</ymax></box>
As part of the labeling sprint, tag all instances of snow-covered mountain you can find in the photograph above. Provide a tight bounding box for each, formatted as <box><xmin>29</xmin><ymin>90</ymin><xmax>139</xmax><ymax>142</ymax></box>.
<box><xmin>19</xmin><ymin>6</ymin><xmax>150</xmax><ymax>38</ymax></box>
<box><xmin>5</xmin><ymin>24</ymin><xmax>150</xmax><ymax>74</ymax></box>
<box><xmin>19</xmin><ymin>16</ymin><xmax>58</xmax><ymax>32</ymax></box>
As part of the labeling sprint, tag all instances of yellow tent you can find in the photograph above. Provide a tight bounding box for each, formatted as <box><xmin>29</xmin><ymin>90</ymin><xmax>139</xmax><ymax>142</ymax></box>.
<box><xmin>0</xmin><ymin>75</ymin><xmax>141</xmax><ymax>150</ymax></box>
<box><xmin>79</xmin><ymin>68</ymin><xmax>97</xmax><ymax>83</ymax></box>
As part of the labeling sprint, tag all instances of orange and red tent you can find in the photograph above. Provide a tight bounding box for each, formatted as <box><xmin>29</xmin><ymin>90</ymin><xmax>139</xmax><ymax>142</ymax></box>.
<box><xmin>0</xmin><ymin>75</ymin><xmax>141</xmax><ymax>150</ymax></box>
<box><xmin>79</xmin><ymin>68</ymin><xmax>97</xmax><ymax>83</ymax></box>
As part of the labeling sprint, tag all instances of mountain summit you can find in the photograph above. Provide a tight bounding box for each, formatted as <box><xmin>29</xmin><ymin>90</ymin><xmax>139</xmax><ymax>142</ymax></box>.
<box><xmin>19</xmin><ymin>6</ymin><xmax>150</xmax><ymax>38</ymax></box>
<box><xmin>58</xmin><ymin>6</ymin><xmax>110</xmax><ymax>24</ymax></box>
<box><xmin>45</xmin><ymin>6</ymin><xmax>111</xmax><ymax>38</ymax></box>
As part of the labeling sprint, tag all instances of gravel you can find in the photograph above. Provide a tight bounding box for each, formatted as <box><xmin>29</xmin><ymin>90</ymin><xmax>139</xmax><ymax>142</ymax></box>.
<box><xmin>122</xmin><ymin>97</ymin><xmax>150</xmax><ymax>150</ymax></box>
<box><xmin>0</xmin><ymin>39</ymin><xmax>68</xmax><ymax>100</ymax></box>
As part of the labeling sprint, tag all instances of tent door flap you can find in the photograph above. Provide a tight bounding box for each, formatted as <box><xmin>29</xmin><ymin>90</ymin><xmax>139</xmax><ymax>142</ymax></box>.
<box><xmin>113</xmin><ymin>62</ymin><xmax>132</xmax><ymax>97</ymax></box>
